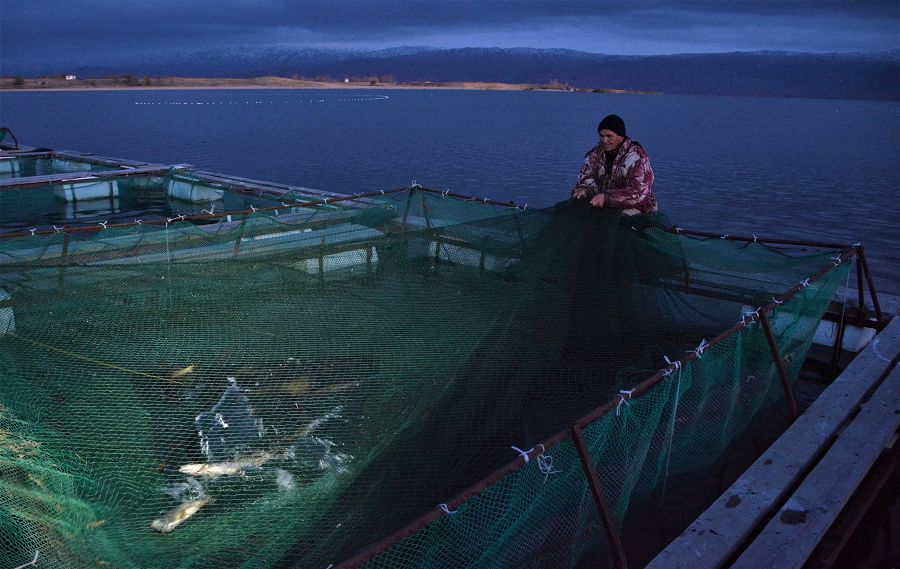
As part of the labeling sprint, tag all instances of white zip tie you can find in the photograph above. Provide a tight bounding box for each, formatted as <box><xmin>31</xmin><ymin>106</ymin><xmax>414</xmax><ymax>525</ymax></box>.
<box><xmin>720</xmin><ymin>234</ymin><xmax>729</xmax><ymax>239</ymax></box>
<box><xmin>250</xmin><ymin>205</ymin><xmax>258</xmax><ymax>212</ymax></box>
<box><xmin>511</xmin><ymin>445</ymin><xmax>533</xmax><ymax>463</ymax></box>
<box><xmin>689</xmin><ymin>339</ymin><xmax>710</xmax><ymax>358</ymax></box>
<box><xmin>831</xmin><ymin>256</ymin><xmax>842</xmax><ymax>266</ymax></box>
<box><xmin>134</xmin><ymin>219</ymin><xmax>143</xmax><ymax>225</ymax></box>
<box><xmin>871</xmin><ymin>337</ymin><xmax>892</xmax><ymax>363</ymax></box>
<box><xmin>379</xmin><ymin>189</ymin><xmax>385</xmax><ymax>195</ymax></box>
<box><xmin>674</xmin><ymin>226</ymin><xmax>682</xmax><ymax>234</ymax></box>
<box><xmin>853</xmin><ymin>242</ymin><xmax>861</xmax><ymax>248</ymax></box>
<box><xmin>98</xmin><ymin>220</ymin><xmax>108</xmax><ymax>229</ymax></box>
<box><xmin>523</xmin><ymin>203</ymin><xmax>528</xmax><ymax>210</ymax></box>
<box><xmin>29</xmin><ymin>228</ymin><xmax>36</xmax><ymax>236</ymax></box>
<box><xmin>753</xmin><ymin>234</ymin><xmax>759</xmax><ymax>243</ymax></box>
<box><xmin>615</xmin><ymin>389</ymin><xmax>634</xmax><ymax>416</ymax></box>
<box><xmin>13</xmin><ymin>551</ymin><xmax>39</xmax><ymax>569</ymax></box>
<box><xmin>53</xmin><ymin>225</ymin><xmax>64</xmax><ymax>233</ymax></box>
<box><xmin>799</xmin><ymin>278</ymin><xmax>810</xmax><ymax>288</ymax></box>
<box><xmin>438</xmin><ymin>503</ymin><xmax>457</xmax><ymax>516</ymax></box>
<box><xmin>201</xmin><ymin>206</ymin><xmax>215</xmax><ymax>215</ymax></box>
<box><xmin>772</xmin><ymin>297</ymin><xmax>783</xmax><ymax>305</ymax></box>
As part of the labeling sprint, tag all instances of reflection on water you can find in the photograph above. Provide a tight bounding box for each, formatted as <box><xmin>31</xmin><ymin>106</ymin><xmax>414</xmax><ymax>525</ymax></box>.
<box><xmin>1</xmin><ymin>89</ymin><xmax>897</xmax><ymax>293</ymax></box>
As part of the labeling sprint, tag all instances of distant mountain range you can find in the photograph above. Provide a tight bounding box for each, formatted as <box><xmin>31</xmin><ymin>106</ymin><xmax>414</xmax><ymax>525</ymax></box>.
<box><xmin>10</xmin><ymin>46</ymin><xmax>900</xmax><ymax>100</ymax></box>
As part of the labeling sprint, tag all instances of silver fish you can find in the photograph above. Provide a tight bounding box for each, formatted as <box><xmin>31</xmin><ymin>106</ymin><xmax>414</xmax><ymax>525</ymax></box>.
<box><xmin>179</xmin><ymin>452</ymin><xmax>272</xmax><ymax>478</ymax></box>
<box><xmin>150</xmin><ymin>496</ymin><xmax>211</xmax><ymax>533</ymax></box>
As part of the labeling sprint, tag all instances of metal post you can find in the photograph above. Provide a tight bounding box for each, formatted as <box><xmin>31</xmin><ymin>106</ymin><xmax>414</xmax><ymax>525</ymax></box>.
<box><xmin>570</xmin><ymin>425</ymin><xmax>628</xmax><ymax>569</ymax></box>
<box><xmin>758</xmin><ymin>311</ymin><xmax>798</xmax><ymax>419</ymax></box>
<box><xmin>856</xmin><ymin>247</ymin><xmax>883</xmax><ymax>325</ymax></box>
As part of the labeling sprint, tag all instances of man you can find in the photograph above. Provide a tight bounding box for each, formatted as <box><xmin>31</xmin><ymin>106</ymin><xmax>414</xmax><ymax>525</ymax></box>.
<box><xmin>571</xmin><ymin>114</ymin><xmax>657</xmax><ymax>215</ymax></box>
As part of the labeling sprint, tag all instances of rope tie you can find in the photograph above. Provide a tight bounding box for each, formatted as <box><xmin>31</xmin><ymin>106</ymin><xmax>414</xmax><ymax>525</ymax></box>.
<box><xmin>536</xmin><ymin>453</ymin><xmax>561</xmax><ymax>482</ymax></box>
<box><xmin>689</xmin><ymin>339</ymin><xmax>710</xmax><ymax>359</ymax></box>
<box><xmin>799</xmin><ymin>278</ymin><xmax>810</xmax><ymax>288</ymax></box>
<box><xmin>511</xmin><ymin>445</ymin><xmax>533</xmax><ymax>463</ymax></box>
<box><xmin>12</xmin><ymin>551</ymin><xmax>39</xmax><ymax>569</ymax></box>
<box><xmin>662</xmin><ymin>355</ymin><xmax>682</xmax><ymax>376</ymax></box>
<box><xmin>871</xmin><ymin>337</ymin><xmax>892</xmax><ymax>363</ymax></box>
<box><xmin>438</xmin><ymin>503</ymin><xmax>457</xmax><ymax>516</ymax></box>
<box><xmin>615</xmin><ymin>389</ymin><xmax>634</xmax><ymax>416</ymax></box>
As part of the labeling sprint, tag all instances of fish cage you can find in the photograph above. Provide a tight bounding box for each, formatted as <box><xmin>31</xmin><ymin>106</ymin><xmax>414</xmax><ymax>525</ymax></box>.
<box><xmin>0</xmin><ymin>141</ymin><xmax>884</xmax><ymax>568</ymax></box>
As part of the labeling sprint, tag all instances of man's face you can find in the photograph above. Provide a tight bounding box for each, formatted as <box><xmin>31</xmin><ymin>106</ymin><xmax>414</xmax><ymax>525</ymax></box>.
<box><xmin>599</xmin><ymin>129</ymin><xmax>624</xmax><ymax>153</ymax></box>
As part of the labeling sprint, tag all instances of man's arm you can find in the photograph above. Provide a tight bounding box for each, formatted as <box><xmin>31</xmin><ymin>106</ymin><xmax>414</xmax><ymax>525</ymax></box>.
<box><xmin>572</xmin><ymin>151</ymin><xmax>601</xmax><ymax>198</ymax></box>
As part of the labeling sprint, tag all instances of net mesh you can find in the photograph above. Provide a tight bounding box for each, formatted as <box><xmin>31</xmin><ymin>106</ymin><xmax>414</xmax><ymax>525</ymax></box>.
<box><xmin>0</xmin><ymin>189</ymin><xmax>848</xmax><ymax>568</ymax></box>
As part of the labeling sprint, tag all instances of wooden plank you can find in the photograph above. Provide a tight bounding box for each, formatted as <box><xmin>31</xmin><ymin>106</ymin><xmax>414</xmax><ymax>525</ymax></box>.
<box><xmin>732</xmin><ymin>363</ymin><xmax>900</xmax><ymax>569</ymax></box>
<box><xmin>645</xmin><ymin>317</ymin><xmax>900</xmax><ymax>569</ymax></box>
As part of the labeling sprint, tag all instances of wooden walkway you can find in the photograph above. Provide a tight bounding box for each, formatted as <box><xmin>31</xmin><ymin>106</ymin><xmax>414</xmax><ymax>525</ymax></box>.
<box><xmin>646</xmin><ymin>316</ymin><xmax>899</xmax><ymax>569</ymax></box>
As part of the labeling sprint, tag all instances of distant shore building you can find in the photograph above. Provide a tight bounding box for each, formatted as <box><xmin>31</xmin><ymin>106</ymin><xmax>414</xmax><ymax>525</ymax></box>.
<box><xmin>65</xmin><ymin>75</ymin><xmax>77</xmax><ymax>80</ymax></box>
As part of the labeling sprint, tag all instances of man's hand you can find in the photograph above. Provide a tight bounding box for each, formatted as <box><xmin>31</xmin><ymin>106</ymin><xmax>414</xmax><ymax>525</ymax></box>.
<box><xmin>590</xmin><ymin>193</ymin><xmax>606</xmax><ymax>208</ymax></box>
<box><xmin>572</xmin><ymin>187</ymin><xmax>589</xmax><ymax>199</ymax></box>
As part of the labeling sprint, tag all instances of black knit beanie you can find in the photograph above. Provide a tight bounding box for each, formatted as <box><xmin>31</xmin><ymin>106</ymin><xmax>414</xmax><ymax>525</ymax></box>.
<box><xmin>597</xmin><ymin>114</ymin><xmax>626</xmax><ymax>137</ymax></box>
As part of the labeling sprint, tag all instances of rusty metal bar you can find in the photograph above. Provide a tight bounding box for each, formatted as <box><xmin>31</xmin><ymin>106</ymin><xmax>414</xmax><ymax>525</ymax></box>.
<box><xmin>759</xmin><ymin>311</ymin><xmax>799</xmax><ymax>420</ymax></box>
<box><xmin>667</xmin><ymin>227</ymin><xmax>854</xmax><ymax>250</ymax></box>
<box><xmin>0</xmin><ymin>186</ymin><xmax>411</xmax><ymax>239</ymax></box>
<box><xmin>855</xmin><ymin>250</ymin><xmax>867</xmax><ymax>326</ymax></box>
<box><xmin>333</xmin><ymin>430</ymin><xmax>573</xmax><ymax>569</ymax></box>
<box><xmin>570</xmin><ymin>425</ymin><xmax>628</xmax><ymax>569</ymax></box>
<box><xmin>856</xmin><ymin>247</ymin><xmax>883</xmax><ymax>325</ymax></box>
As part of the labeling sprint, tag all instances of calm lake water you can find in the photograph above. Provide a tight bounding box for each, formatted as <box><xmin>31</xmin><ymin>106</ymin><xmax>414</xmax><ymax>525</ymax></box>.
<box><xmin>1</xmin><ymin>89</ymin><xmax>897</xmax><ymax>294</ymax></box>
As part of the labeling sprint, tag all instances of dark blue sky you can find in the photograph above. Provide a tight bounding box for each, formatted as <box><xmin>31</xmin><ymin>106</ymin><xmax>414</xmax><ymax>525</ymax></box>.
<box><xmin>2</xmin><ymin>0</ymin><xmax>898</xmax><ymax>70</ymax></box>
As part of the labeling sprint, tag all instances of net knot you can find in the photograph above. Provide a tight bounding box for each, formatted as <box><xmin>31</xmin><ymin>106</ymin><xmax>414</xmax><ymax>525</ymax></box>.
<box><xmin>662</xmin><ymin>355</ymin><xmax>682</xmax><ymax>376</ymax></box>
<box><xmin>438</xmin><ymin>503</ymin><xmax>457</xmax><ymax>516</ymax></box>
<box><xmin>616</xmin><ymin>389</ymin><xmax>634</xmax><ymax>416</ymax></box>
<box><xmin>511</xmin><ymin>445</ymin><xmax>534</xmax><ymax>463</ymax></box>
<box><xmin>536</xmin><ymin>451</ymin><xmax>561</xmax><ymax>482</ymax></box>
<box><xmin>689</xmin><ymin>339</ymin><xmax>710</xmax><ymax>358</ymax></box>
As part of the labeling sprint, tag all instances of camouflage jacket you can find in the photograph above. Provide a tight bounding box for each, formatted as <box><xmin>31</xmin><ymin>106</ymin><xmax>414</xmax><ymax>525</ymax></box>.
<box><xmin>573</xmin><ymin>138</ymin><xmax>657</xmax><ymax>213</ymax></box>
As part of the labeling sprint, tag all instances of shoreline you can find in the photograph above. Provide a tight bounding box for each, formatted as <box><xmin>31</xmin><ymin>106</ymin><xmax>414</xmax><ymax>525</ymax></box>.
<box><xmin>0</xmin><ymin>76</ymin><xmax>652</xmax><ymax>95</ymax></box>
